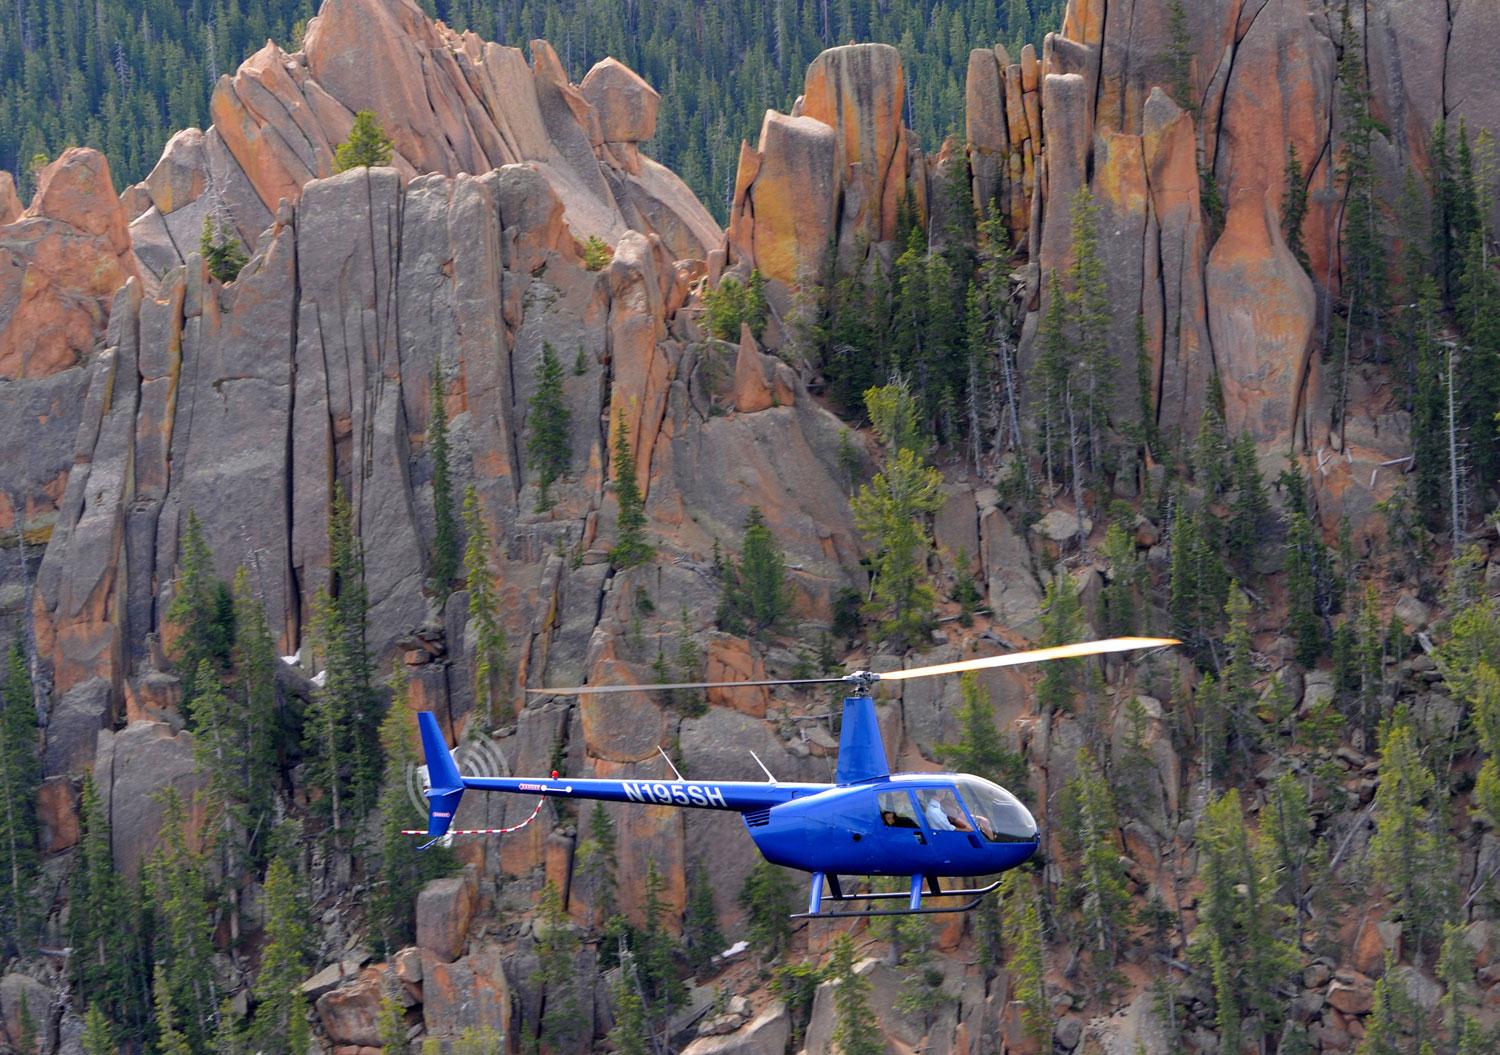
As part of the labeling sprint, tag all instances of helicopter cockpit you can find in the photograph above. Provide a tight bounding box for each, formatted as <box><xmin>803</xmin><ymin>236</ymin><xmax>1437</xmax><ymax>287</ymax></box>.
<box><xmin>876</xmin><ymin>778</ymin><xmax>1037</xmax><ymax>844</ymax></box>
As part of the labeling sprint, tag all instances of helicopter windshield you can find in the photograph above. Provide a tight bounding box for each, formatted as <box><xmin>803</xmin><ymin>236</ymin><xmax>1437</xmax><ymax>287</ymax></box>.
<box><xmin>958</xmin><ymin>777</ymin><xmax>1037</xmax><ymax>843</ymax></box>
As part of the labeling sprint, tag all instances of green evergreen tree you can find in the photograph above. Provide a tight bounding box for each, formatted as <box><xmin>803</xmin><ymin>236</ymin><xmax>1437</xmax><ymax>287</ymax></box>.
<box><xmin>0</xmin><ymin>640</ymin><xmax>39</xmax><ymax>955</ymax></box>
<box><xmin>334</xmin><ymin>110</ymin><xmax>394</xmax><ymax>171</ymax></box>
<box><xmin>609</xmin><ymin>411</ymin><xmax>655</xmax><ymax>568</ymax></box>
<box><xmin>683</xmin><ymin>866</ymin><xmax>724</xmax><ymax>975</ymax></box>
<box><xmin>462</xmin><ymin>484</ymin><xmax>510</xmax><ymax>726</ymax></box>
<box><xmin>1282</xmin><ymin>143</ymin><xmax>1310</xmax><ymax>269</ymax></box>
<box><xmin>1370</xmin><ymin>707</ymin><xmax>1456</xmax><ymax>962</ymax></box>
<box><xmin>999</xmin><ymin>870</ymin><xmax>1050</xmax><ymax>1049</ymax></box>
<box><xmin>935</xmin><ymin>671</ymin><xmax>1027</xmax><ymax>788</ymax></box>
<box><xmin>1286</xmin><ymin>511</ymin><xmax>1326</xmax><ymax>668</ymax></box>
<box><xmin>828</xmin><ymin>933</ymin><xmax>883</xmax><ymax>1055</ymax></box>
<box><xmin>1336</xmin><ymin>0</ymin><xmax>1387</xmax><ymax>370</ymax></box>
<box><xmin>255</xmin><ymin>857</ymin><xmax>312</xmax><ymax>1055</ymax></box>
<box><xmin>200</xmin><ymin>214</ymin><xmax>248</xmax><ymax>283</ymax></box>
<box><xmin>851</xmin><ymin>380</ymin><xmax>944</xmax><ymax>648</ymax></box>
<box><xmin>1227</xmin><ymin>432</ymin><xmax>1269</xmax><ymax>563</ymax></box>
<box><xmin>1456</xmin><ymin>228</ymin><xmax>1500</xmax><ymax>496</ymax></box>
<box><xmin>536</xmin><ymin>880</ymin><xmax>584</xmax><ymax>1051</ymax></box>
<box><xmin>738</xmin><ymin>859</ymin><xmax>795</xmax><ymax>962</ymax></box>
<box><xmin>377</xmin><ymin>989</ymin><xmax>406</xmax><ymax>1055</ymax></box>
<box><xmin>608</xmin><ymin>949</ymin><xmax>651</xmax><ymax>1055</ymax></box>
<box><xmin>81</xmin><ymin>1005</ymin><xmax>115</xmax><ymax>1055</ymax></box>
<box><xmin>527</xmin><ymin>342</ymin><xmax>572</xmax><ymax>511</ymax></box>
<box><xmin>151</xmin><ymin>963</ymin><xmax>194</xmax><ymax>1055</ymax></box>
<box><xmin>1193</xmin><ymin>789</ymin><xmax>1298</xmax><ymax>1053</ymax></box>
<box><xmin>304</xmin><ymin>490</ymin><xmax>382</xmax><ymax>832</ymax></box>
<box><xmin>150</xmin><ymin>787</ymin><xmax>218</xmax><ymax>1048</ymax></box>
<box><xmin>1099</xmin><ymin>519</ymin><xmax>1143</xmax><ymax>637</ymax></box>
<box><xmin>70</xmin><ymin>775</ymin><xmax>149</xmax><ymax>1037</ymax></box>
<box><xmin>1058</xmin><ymin>749</ymin><xmax>1131</xmax><ymax>978</ymax></box>
<box><xmin>717</xmin><ymin>507</ymin><xmax>793</xmax><ymax>638</ymax></box>
<box><xmin>166</xmin><ymin>510</ymin><xmax>235</xmax><ymax>712</ymax></box>
<box><xmin>574</xmin><ymin>802</ymin><xmax>619</xmax><ymax>927</ymax></box>
<box><xmin>1035</xmin><ymin>574</ymin><xmax>1083</xmax><ymax>714</ymax></box>
<box><xmin>231</xmin><ymin>569</ymin><xmax>280</xmax><ymax>848</ymax></box>
<box><xmin>428</xmin><ymin>366</ymin><xmax>459</xmax><ymax>599</ymax></box>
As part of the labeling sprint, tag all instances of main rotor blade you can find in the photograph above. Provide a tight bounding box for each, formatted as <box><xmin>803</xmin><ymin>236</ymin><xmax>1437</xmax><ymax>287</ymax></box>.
<box><xmin>881</xmin><ymin>636</ymin><xmax>1179</xmax><ymax>682</ymax></box>
<box><xmin>527</xmin><ymin>677</ymin><xmax>847</xmax><ymax>696</ymax></box>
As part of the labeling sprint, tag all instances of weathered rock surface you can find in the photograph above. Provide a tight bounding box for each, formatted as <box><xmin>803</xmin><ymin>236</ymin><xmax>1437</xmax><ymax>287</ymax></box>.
<box><xmin>0</xmin><ymin>149</ymin><xmax>139</xmax><ymax>379</ymax></box>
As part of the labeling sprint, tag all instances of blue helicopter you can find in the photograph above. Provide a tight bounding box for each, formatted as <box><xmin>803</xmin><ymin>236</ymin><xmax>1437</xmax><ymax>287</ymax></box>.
<box><xmin>416</xmin><ymin>636</ymin><xmax>1176</xmax><ymax>917</ymax></box>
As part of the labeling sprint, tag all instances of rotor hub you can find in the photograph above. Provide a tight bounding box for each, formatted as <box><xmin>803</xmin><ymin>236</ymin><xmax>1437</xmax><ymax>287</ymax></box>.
<box><xmin>842</xmin><ymin>670</ymin><xmax>881</xmax><ymax>695</ymax></box>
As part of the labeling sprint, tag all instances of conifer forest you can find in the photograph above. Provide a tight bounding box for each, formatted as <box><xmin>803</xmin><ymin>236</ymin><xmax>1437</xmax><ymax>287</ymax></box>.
<box><xmin>1</xmin><ymin>1</ymin><xmax>1500</xmax><ymax>1055</ymax></box>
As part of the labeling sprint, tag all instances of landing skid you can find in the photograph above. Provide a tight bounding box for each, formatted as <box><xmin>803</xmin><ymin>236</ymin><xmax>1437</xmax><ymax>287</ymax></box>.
<box><xmin>791</xmin><ymin>872</ymin><xmax>1002</xmax><ymax>919</ymax></box>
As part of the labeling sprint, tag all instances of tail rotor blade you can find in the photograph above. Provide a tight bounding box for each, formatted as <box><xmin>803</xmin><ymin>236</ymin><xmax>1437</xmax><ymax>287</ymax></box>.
<box><xmin>527</xmin><ymin>677</ymin><xmax>847</xmax><ymax>697</ymax></box>
<box><xmin>880</xmin><ymin>637</ymin><xmax>1179</xmax><ymax>682</ymax></box>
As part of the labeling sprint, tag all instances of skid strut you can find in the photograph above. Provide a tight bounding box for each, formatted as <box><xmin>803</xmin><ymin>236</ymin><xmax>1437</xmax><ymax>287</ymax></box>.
<box><xmin>792</xmin><ymin>874</ymin><xmax>1003</xmax><ymax>919</ymax></box>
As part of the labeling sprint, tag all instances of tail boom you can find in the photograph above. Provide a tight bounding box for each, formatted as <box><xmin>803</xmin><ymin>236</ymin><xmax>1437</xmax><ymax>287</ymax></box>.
<box><xmin>460</xmin><ymin>775</ymin><xmax>819</xmax><ymax>812</ymax></box>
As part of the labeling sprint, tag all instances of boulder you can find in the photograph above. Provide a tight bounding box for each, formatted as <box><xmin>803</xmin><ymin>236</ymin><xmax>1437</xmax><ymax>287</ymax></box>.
<box><xmin>681</xmin><ymin>1002</ymin><xmax>790</xmax><ymax>1055</ymax></box>
<box><xmin>0</xmin><ymin>148</ymin><xmax>138</xmax><ymax>379</ymax></box>
<box><xmin>0</xmin><ymin>172</ymin><xmax>19</xmax><ymax>224</ymax></box>
<box><xmin>1327</xmin><ymin>970</ymin><xmax>1375</xmax><ymax>1016</ymax></box>
<box><xmin>315</xmin><ymin>968</ymin><xmax>388</xmax><ymax>1047</ymax></box>
<box><xmin>94</xmin><ymin>720</ymin><xmax>205</xmax><ymax>879</ymax></box>
<box><xmin>415</xmin><ymin>872</ymin><xmax>478</xmax><ymax>963</ymax></box>
<box><xmin>143</xmin><ymin>129</ymin><xmax>210</xmax><ymax>215</ymax></box>
<box><xmin>0</xmin><ymin>974</ymin><xmax>54</xmax><ymax>1054</ymax></box>
<box><xmin>579</xmin><ymin>58</ymin><xmax>660</xmax><ymax>143</ymax></box>
<box><xmin>1032</xmin><ymin>509</ymin><xmax>1091</xmax><ymax>544</ymax></box>
<box><xmin>42</xmin><ymin>677</ymin><xmax>112</xmax><ymax>778</ymax></box>
<box><xmin>732</xmin><ymin>327</ymin><xmax>775</xmax><ymax>414</ymax></box>
<box><xmin>740</xmin><ymin>111</ymin><xmax>837</xmax><ymax>287</ymax></box>
<box><xmin>420</xmin><ymin>946</ymin><xmax>513</xmax><ymax>1045</ymax></box>
<box><xmin>801</xmin><ymin>44</ymin><xmax>907</xmax><ymax>245</ymax></box>
<box><xmin>1205</xmin><ymin>191</ymin><xmax>1317</xmax><ymax>449</ymax></box>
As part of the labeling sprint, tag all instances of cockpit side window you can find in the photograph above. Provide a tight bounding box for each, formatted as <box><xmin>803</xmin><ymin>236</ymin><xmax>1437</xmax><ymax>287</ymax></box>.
<box><xmin>878</xmin><ymin>791</ymin><xmax>919</xmax><ymax>828</ymax></box>
<box><xmin>915</xmin><ymin>788</ymin><xmax>972</xmax><ymax>832</ymax></box>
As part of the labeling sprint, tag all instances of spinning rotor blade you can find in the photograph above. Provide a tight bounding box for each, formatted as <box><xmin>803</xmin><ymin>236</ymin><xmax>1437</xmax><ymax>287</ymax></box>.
<box><xmin>527</xmin><ymin>677</ymin><xmax>847</xmax><ymax>696</ymax></box>
<box><xmin>880</xmin><ymin>636</ymin><xmax>1179</xmax><ymax>682</ymax></box>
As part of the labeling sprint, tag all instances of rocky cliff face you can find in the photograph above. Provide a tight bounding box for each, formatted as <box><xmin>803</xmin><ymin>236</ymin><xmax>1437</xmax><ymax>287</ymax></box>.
<box><xmin>2</xmin><ymin>0</ymin><xmax>1500</xmax><ymax>1053</ymax></box>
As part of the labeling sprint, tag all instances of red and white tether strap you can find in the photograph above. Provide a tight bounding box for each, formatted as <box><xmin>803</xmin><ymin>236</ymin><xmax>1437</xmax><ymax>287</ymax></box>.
<box><xmin>401</xmin><ymin>797</ymin><xmax>546</xmax><ymax>837</ymax></box>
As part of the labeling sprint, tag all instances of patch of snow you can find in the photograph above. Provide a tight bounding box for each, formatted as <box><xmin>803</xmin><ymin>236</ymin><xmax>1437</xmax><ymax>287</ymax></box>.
<box><xmin>719</xmin><ymin>940</ymin><xmax>749</xmax><ymax>959</ymax></box>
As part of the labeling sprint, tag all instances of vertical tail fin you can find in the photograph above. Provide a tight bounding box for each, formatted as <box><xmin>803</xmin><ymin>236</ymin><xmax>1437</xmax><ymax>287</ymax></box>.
<box><xmin>834</xmin><ymin>694</ymin><xmax>891</xmax><ymax>784</ymax></box>
<box><xmin>417</xmin><ymin>712</ymin><xmax>464</xmax><ymax>839</ymax></box>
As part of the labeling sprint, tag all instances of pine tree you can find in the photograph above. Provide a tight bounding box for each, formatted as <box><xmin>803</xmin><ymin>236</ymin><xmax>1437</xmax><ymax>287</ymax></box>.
<box><xmin>335</xmin><ymin>110</ymin><xmax>394</xmax><ymax>171</ymax></box>
<box><xmin>1035</xmin><ymin>574</ymin><xmax>1083</xmax><ymax>714</ymax></box>
<box><xmin>1411</xmin><ymin>278</ymin><xmax>1449</xmax><ymax>531</ymax></box>
<box><xmin>609</xmin><ymin>411</ymin><xmax>655</xmax><ymax>568</ymax></box>
<box><xmin>377</xmin><ymin>990</ymin><xmax>406</xmax><ymax>1055</ymax></box>
<box><xmin>231</xmin><ymin>569</ymin><xmax>280</xmax><ymax>853</ymax></box>
<box><xmin>81</xmin><ymin>1005</ymin><xmax>115</xmax><ymax>1055</ymax></box>
<box><xmin>1286</xmin><ymin>511</ymin><xmax>1325</xmax><ymax>668</ymax></box>
<box><xmin>1000</xmin><ymin>869</ymin><xmax>1050</xmax><ymax>1049</ymax></box>
<box><xmin>1032</xmin><ymin>271</ymin><xmax>1072</xmax><ymax>488</ymax></box>
<box><xmin>738</xmin><ymin>859</ymin><xmax>795</xmax><ymax>962</ymax></box>
<box><xmin>200</xmin><ymin>214</ymin><xmax>248</xmax><ymax>283</ymax></box>
<box><xmin>608</xmin><ymin>948</ymin><xmax>651</xmax><ymax>1055</ymax></box>
<box><xmin>536</xmin><ymin>880</ymin><xmax>584</xmax><ymax>1051</ymax></box>
<box><xmin>1058</xmin><ymin>749</ymin><xmax>1131</xmax><ymax>977</ymax></box>
<box><xmin>186</xmin><ymin>651</ymin><xmax>253</xmax><ymax>939</ymax></box>
<box><xmin>527</xmin><ymin>342</ymin><xmax>572</xmax><ymax>511</ymax></box>
<box><xmin>1336</xmin><ymin>0</ymin><xmax>1387</xmax><ymax>363</ymax></box>
<box><xmin>1370</xmin><ymin>707</ymin><xmax>1455</xmax><ymax>962</ymax></box>
<box><xmin>1067</xmin><ymin>187</ymin><xmax>1113</xmax><ymax>472</ymax></box>
<box><xmin>461</xmin><ymin>485</ymin><xmax>510</xmax><ymax>725</ymax></box>
<box><xmin>1227</xmin><ymin>432</ymin><xmax>1268</xmax><ymax>563</ymax></box>
<box><xmin>851</xmin><ymin>380</ymin><xmax>943</xmax><ymax>648</ymax></box>
<box><xmin>305</xmin><ymin>490</ymin><xmax>382</xmax><ymax>832</ymax></box>
<box><xmin>575</xmin><ymin>802</ymin><xmax>619</xmax><ymax>927</ymax></box>
<box><xmin>1456</xmin><ymin>228</ymin><xmax>1500</xmax><ymax>495</ymax></box>
<box><xmin>256</xmin><ymin>857</ymin><xmax>312</xmax><ymax>1055</ymax></box>
<box><xmin>70</xmin><ymin>776</ymin><xmax>149</xmax><ymax>1037</ymax></box>
<box><xmin>828</xmin><ymin>933</ymin><xmax>883</xmax><ymax>1055</ymax></box>
<box><xmin>1282</xmin><ymin>143</ymin><xmax>1310</xmax><ymax>269</ymax></box>
<box><xmin>1099</xmin><ymin>519</ymin><xmax>1143</xmax><ymax>637</ymax></box>
<box><xmin>150</xmin><ymin>787</ymin><xmax>218</xmax><ymax>1048</ymax></box>
<box><xmin>717</xmin><ymin>507</ymin><xmax>793</xmax><ymax>638</ymax></box>
<box><xmin>637</xmin><ymin>860</ymin><xmax>686</xmax><ymax>1022</ymax></box>
<box><xmin>166</xmin><ymin>510</ymin><xmax>234</xmax><ymax>712</ymax></box>
<box><xmin>1193</xmin><ymin>789</ymin><xmax>1298</xmax><ymax>1052</ymax></box>
<box><xmin>0</xmin><ymin>640</ymin><xmax>39</xmax><ymax>955</ymax></box>
<box><xmin>683</xmin><ymin>866</ymin><xmax>724</xmax><ymax>975</ymax></box>
<box><xmin>935</xmin><ymin>672</ymin><xmax>1027</xmax><ymax>788</ymax></box>
<box><xmin>428</xmin><ymin>366</ymin><xmax>459</xmax><ymax>599</ymax></box>
<box><xmin>151</xmin><ymin>963</ymin><xmax>194</xmax><ymax>1055</ymax></box>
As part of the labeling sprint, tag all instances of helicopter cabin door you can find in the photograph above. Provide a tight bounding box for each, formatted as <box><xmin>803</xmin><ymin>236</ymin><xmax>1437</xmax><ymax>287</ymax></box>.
<box><xmin>912</xmin><ymin>786</ymin><xmax>985</xmax><ymax>870</ymax></box>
